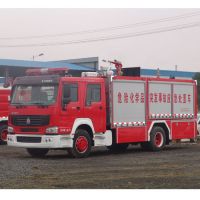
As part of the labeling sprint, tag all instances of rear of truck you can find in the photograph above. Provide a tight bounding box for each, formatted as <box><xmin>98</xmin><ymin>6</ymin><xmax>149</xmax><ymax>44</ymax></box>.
<box><xmin>109</xmin><ymin>76</ymin><xmax>197</xmax><ymax>149</ymax></box>
<box><xmin>148</xmin><ymin>79</ymin><xmax>196</xmax><ymax>140</ymax></box>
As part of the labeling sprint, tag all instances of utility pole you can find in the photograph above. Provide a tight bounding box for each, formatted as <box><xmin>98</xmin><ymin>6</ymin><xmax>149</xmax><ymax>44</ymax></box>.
<box><xmin>156</xmin><ymin>68</ymin><xmax>160</xmax><ymax>78</ymax></box>
<box><xmin>32</xmin><ymin>53</ymin><xmax>44</xmax><ymax>61</ymax></box>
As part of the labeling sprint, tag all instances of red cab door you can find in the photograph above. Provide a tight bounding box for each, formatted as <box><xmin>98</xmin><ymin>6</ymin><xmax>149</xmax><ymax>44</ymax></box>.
<box><xmin>84</xmin><ymin>82</ymin><xmax>106</xmax><ymax>133</ymax></box>
<box><xmin>60</xmin><ymin>81</ymin><xmax>83</xmax><ymax>131</ymax></box>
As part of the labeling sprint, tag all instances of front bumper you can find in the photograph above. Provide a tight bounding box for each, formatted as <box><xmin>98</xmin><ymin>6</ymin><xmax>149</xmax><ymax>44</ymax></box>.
<box><xmin>7</xmin><ymin>134</ymin><xmax>73</xmax><ymax>148</ymax></box>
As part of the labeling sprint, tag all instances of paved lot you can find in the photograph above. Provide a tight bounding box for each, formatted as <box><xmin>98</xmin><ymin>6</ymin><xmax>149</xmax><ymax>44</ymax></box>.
<box><xmin>0</xmin><ymin>142</ymin><xmax>200</xmax><ymax>189</ymax></box>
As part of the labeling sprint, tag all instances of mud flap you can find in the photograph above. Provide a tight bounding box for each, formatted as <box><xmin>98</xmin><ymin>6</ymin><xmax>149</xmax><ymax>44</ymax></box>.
<box><xmin>94</xmin><ymin>130</ymin><xmax>112</xmax><ymax>146</ymax></box>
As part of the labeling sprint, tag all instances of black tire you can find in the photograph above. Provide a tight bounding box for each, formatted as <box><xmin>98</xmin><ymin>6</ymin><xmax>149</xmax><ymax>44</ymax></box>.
<box><xmin>27</xmin><ymin>148</ymin><xmax>49</xmax><ymax>158</ymax></box>
<box><xmin>190</xmin><ymin>138</ymin><xmax>197</xmax><ymax>143</ymax></box>
<box><xmin>67</xmin><ymin>129</ymin><xmax>92</xmax><ymax>158</ymax></box>
<box><xmin>148</xmin><ymin>126</ymin><xmax>166</xmax><ymax>151</ymax></box>
<box><xmin>0</xmin><ymin>125</ymin><xmax>8</xmax><ymax>145</ymax></box>
<box><xmin>107</xmin><ymin>143</ymin><xmax>129</xmax><ymax>153</ymax></box>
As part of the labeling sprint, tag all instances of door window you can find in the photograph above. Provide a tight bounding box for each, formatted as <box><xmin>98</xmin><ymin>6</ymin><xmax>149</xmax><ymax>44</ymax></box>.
<box><xmin>86</xmin><ymin>84</ymin><xmax>101</xmax><ymax>106</ymax></box>
<box><xmin>63</xmin><ymin>83</ymin><xmax>78</xmax><ymax>103</ymax></box>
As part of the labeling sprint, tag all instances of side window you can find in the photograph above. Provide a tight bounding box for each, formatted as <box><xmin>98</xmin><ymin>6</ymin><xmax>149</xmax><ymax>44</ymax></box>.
<box><xmin>63</xmin><ymin>83</ymin><xmax>78</xmax><ymax>102</ymax></box>
<box><xmin>86</xmin><ymin>84</ymin><xmax>101</xmax><ymax>106</ymax></box>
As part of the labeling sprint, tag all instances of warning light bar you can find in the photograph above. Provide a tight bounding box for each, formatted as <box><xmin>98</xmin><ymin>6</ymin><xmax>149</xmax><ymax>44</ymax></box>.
<box><xmin>26</xmin><ymin>68</ymin><xmax>69</xmax><ymax>76</ymax></box>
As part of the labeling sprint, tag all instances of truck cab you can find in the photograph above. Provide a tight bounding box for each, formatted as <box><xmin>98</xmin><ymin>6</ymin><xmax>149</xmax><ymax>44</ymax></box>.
<box><xmin>7</xmin><ymin>68</ymin><xmax>112</xmax><ymax>158</ymax></box>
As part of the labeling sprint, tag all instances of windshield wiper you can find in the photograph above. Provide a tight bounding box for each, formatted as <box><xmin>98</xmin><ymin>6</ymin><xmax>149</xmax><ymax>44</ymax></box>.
<box><xmin>31</xmin><ymin>102</ymin><xmax>46</xmax><ymax>105</ymax></box>
<box><xmin>11</xmin><ymin>102</ymin><xmax>27</xmax><ymax>106</ymax></box>
<box><xmin>12</xmin><ymin>102</ymin><xmax>51</xmax><ymax>107</ymax></box>
<box><xmin>31</xmin><ymin>102</ymin><xmax>49</xmax><ymax>107</ymax></box>
<box><xmin>11</xmin><ymin>103</ymin><xmax>28</xmax><ymax>108</ymax></box>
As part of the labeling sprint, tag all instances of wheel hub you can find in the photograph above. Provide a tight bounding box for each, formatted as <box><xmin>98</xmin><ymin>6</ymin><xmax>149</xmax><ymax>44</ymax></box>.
<box><xmin>1</xmin><ymin>129</ymin><xmax>8</xmax><ymax>142</ymax></box>
<box><xmin>75</xmin><ymin>136</ymin><xmax>88</xmax><ymax>153</ymax></box>
<box><xmin>154</xmin><ymin>132</ymin><xmax>163</xmax><ymax>147</ymax></box>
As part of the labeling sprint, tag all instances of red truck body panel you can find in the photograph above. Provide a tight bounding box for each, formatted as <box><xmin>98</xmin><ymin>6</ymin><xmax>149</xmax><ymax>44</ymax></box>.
<box><xmin>111</xmin><ymin>76</ymin><xmax>197</xmax><ymax>144</ymax></box>
<box><xmin>0</xmin><ymin>89</ymin><xmax>10</xmax><ymax>118</ymax></box>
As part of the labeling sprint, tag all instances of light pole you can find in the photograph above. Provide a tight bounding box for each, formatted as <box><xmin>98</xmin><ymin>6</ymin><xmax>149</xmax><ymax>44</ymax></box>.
<box><xmin>175</xmin><ymin>65</ymin><xmax>178</xmax><ymax>71</ymax></box>
<box><xmin>32</xmin><ymin>53</ymin><xmax>44</xmax><ymax>61</ymax></box>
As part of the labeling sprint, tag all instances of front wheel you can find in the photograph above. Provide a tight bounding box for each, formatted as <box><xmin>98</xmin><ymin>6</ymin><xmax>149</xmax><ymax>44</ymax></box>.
<box><xmin>27</xmin><ymin>148</ymin><xmax>49</xmax><ymax>158</ymax></box>
<box><xmin>0</xmin><ymin>125</ymin><xmax>8</xmax><ymax>145</ymax></box>
<box><xmin>67</xmin><ymin>129</ymin><xmax>92</xmax><ymax>158</ymax></box>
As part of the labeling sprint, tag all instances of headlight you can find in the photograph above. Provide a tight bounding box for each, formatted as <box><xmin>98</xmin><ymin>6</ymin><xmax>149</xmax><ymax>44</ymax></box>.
<box><xmin>8</xmin><ymin>126</ymin><xmax>14</xmax><ymax>133</ymax></box>
<box><xmin>45</xmin><ymin>126</ymin><xmax>58</xmax><ymax>134</ymax></box>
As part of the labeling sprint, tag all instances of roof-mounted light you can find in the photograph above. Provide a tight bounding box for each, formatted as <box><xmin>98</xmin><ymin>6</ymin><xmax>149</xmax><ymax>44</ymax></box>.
<box><xmin>26</xmin><ymin>67</ymin><xmax>69</xmax><ymax>76</ymax></box>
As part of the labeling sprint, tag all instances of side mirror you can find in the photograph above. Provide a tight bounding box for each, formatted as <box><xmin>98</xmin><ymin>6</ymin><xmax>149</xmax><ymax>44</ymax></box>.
<box><xmin>63</xmin><ymin>97</ymin><xmax>71</xmax><ymax>105</ymax></box>
<box><xmin>62</xmin><ymin>84</ymin><xmax>71</xmax><ymax>110</ymax></box>
<box><xmin>62</xmin><ymin>97</ymin><xmax>71</xmax><ymax>110</ymax></box>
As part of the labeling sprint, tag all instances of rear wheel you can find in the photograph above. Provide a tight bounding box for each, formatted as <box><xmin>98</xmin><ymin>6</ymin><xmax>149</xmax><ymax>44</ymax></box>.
<box><xmin>27</xmin><ymin>148</ymin><xmax>49</xmax><ymax>157</ymax></box>
<box><xmin>148</xmin><ymin>126</ymin><xmax>166</xmax><ymax>151</ymax></box>
<box><xmin>67</xmin><ymin>129</ymin><xmax>92</xmax><ymax>158</ymax></box>
<box><xmin>0</xmin><ymin>125</ymin><xmax>8</xmax><ymax>145</ymax></box>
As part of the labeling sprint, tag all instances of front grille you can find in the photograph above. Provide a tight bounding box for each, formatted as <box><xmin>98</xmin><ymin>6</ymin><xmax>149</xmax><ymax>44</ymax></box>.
<box><xmin>17</xmin><ymin>136</ymin><xmax>41</xmax><ymax>143</ymax></box>
<box><xmin>21</xmin><ymin>128</ymin><xmax>39</xmax><ymax>132</ymax></box>
<box><xmin>11</xmin><ymin>115</ymin><xmax>50</xmax><ymax>126</ymax></box>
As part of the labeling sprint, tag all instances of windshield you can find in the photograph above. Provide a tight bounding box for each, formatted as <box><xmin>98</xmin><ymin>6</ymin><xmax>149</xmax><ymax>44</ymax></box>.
<box><xmin>11</xmin><ymin>84</ymin><xmax>58</xmax><ymax>105</ymax></box>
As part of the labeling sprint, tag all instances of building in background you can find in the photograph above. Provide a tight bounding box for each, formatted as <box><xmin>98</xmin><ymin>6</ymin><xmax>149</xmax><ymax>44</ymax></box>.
<box><xmin>140</xmin><ymin>68</ymin><xmax>195</xmax><ymax>80</ymax></box>
<box><xmin>0</xmin><ymin>58</ymin><xmax>94</xmax><ymax>84</ymax></box>
<box><xmin>0</xmin><ymin>57</ymin><xmax>197</xmax><ymax>83</ymax></box>
<box><xmin>64</xmin><ymin>57</ymin><xmax>98</xmax><ymax>71</ymax></box>
<box><xmin>64</xmin><ymin>56</ymin><xmax>196</xmax><ymax>80</ymax></box>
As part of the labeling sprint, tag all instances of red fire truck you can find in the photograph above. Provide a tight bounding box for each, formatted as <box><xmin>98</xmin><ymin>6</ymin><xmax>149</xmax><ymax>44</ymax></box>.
<box><xmin>0</xmin><ymin>86</ymin><xmax>10</xmax><ymax>144</ymax></box>
<box><xmin>7</xmin><ymin>63</ymin><xmax>197</xmax><ymax>158</ymax></box>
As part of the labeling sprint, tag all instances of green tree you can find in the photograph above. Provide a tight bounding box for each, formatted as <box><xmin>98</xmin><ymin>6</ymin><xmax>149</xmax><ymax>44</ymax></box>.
<box><xmin>193</xmin><ymin>72</ymin><xmax>200</xmax><ymax>111</ymax></box>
